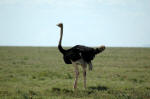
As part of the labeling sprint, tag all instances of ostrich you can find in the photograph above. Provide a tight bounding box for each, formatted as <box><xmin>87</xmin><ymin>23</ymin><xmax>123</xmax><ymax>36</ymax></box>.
<box><xmin>57</xmin><ymin>23</ymin><xmax>105</xmax><ymax>89</ymax></box>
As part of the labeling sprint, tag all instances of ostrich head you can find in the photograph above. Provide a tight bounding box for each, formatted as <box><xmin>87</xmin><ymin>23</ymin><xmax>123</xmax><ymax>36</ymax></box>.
<box><xmin>57</xmin><ymin>23</ymin><xmax>63</xmax><ymax>28</ymax></box>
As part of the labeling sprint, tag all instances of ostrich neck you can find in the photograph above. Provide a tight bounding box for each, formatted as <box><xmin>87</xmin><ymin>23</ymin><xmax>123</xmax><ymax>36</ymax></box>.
<box><xmin>59</xmin><ymin>26</ymin><xmax>63</xmax><ymax>46</ymax></box>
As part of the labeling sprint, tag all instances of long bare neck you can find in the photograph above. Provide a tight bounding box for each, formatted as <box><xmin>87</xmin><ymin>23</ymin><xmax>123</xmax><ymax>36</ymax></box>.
<box><xmin>59</xmin><ymin>26</ymin><xmax>63</xmax><ymax>46</ymax></box>
<box><xmin>58</xmin><ymin>26</ymin><xmax>66</xmax><ymax>54</ymax></box>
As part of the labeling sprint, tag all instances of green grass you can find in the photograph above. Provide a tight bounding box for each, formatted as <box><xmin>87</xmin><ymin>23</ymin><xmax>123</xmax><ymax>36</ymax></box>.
<box><xmin>0</xmin><ymin>47</ymin><xmax>150</xmax><ymax>99</ymax></box>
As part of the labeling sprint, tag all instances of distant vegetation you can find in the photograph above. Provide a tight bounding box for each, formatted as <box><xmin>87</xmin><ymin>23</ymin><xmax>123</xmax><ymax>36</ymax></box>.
<box><xmin>0</xmin><ymin>47</ymin><xmax>150</xmax><ymax>99</ymax></box>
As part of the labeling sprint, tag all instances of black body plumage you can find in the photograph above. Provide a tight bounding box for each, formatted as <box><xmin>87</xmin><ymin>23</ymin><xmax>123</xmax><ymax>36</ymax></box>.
<box><xmin>60</xmin><ymin>45</ymin><xmax>101</xmax><ymax>64</ymax></box>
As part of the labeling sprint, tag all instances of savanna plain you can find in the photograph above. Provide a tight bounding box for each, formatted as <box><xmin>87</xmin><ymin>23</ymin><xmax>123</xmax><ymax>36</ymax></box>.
<box><xmin>0</xmin><ymin>47</ymin><xmax>150</xmax><ymax>99</ymax></box>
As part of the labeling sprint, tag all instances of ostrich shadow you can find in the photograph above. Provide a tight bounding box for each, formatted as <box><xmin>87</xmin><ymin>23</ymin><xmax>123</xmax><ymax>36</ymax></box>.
<box><xmin>51</xmin><ymin>87</ymin><xmax>73</xmax><ymax>94</ymax></box>
<box><xmin>88</xmin><ymin>85</ymin><xmax>108</xmax><ymax>91</ymax></box>
<box><xmin>51</xmin><ymin>85</ymin><xmax>108</xmax><ymax>96</ymax></box>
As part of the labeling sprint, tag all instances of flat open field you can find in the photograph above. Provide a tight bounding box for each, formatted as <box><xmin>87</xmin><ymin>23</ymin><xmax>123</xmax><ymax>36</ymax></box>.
<box><xmin>0</xmin><ymin>47</ymin><xmax>150</xmax><ymax>99</ymax></box>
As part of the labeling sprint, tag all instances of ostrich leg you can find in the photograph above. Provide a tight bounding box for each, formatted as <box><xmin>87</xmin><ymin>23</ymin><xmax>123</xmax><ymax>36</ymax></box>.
<box><xmin>73</xmin><ymin>63</ymin><xmax>79</xmax><ymax>89</ymax></box>
<box><xmin>82</xmin><ymin>64</ymin><xmax>87</xmax><ymax>89</ymax></box>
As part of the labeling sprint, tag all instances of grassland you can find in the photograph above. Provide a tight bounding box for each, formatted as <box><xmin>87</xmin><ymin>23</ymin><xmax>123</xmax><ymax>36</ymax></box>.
<box><xmin>0</xmin><ymin>47</ymin><xmax>150</xmax><ymax>99</ymax></box>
